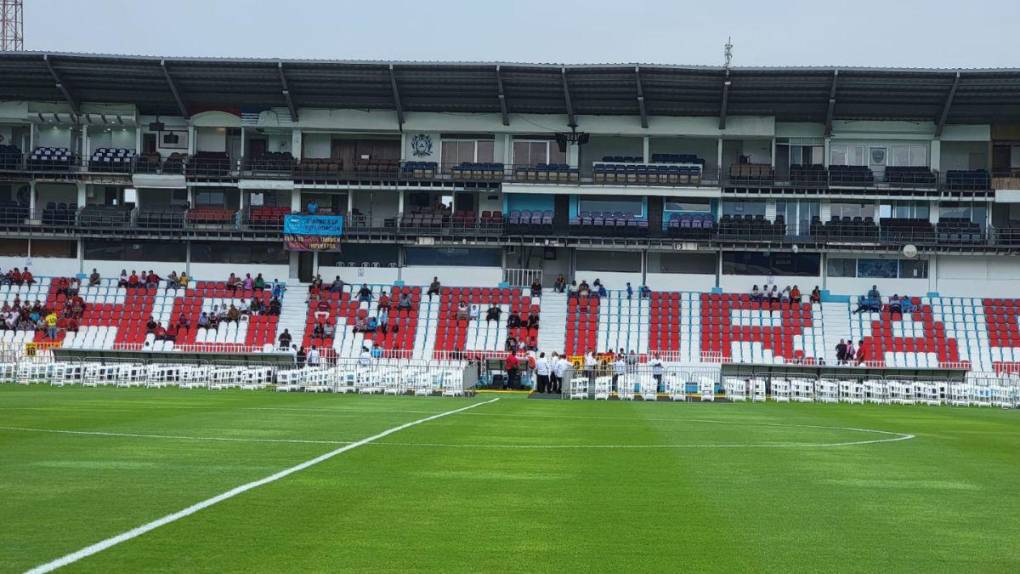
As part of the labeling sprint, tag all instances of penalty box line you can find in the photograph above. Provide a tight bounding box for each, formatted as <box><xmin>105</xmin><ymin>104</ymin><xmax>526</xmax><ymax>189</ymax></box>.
<box><xmin>25</xmin><ymin>397</ymin><xmax>500</xmax><ymax>574</ymax></box>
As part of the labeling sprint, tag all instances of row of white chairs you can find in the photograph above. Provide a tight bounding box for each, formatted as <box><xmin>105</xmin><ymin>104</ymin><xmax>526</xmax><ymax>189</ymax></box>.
<box><xmin>569</xmin><ymin>373</ymin><xmax>716</xmax><ymax>402</ymax></box>
<box><xmin>721</xmin><ymin>376</ymin><xmax>1018</xmax><ymax>408</ymax></box>
<box><xmin>275</xmin><ymin>365</ymin><xmax>466</xmax><ymax>396</ymax></box>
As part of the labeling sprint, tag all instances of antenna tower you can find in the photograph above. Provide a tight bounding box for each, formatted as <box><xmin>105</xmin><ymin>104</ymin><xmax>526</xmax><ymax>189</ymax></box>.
<box><xmin>1</xmin><ymin>0</ymin><xmax>24</xmax><ymax>52</ymax></box>
<box><xmin>724</xmin><ymin>37</ymin><xmax>733</xmax><ymax>69</ymax></box>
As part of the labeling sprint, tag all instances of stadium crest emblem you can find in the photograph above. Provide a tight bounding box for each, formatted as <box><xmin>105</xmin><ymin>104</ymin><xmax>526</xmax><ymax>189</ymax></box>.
<box><xmin>410</xmin><ymin>134</ymin><xmax>433</xmax><ymax>157</ymax></box>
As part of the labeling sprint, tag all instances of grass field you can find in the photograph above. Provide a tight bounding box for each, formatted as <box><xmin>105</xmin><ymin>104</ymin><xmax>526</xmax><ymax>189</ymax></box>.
<box><xmin>2</xmin><ymin>386</ymin><xmax>1019</xmax><ymax>573</ymax></box>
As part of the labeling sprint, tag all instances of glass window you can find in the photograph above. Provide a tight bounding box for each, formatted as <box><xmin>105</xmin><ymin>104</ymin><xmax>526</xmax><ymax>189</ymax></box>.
<box><xmin>579</xmin><ymin>197</ymin><xmax>644</xmax><ymax>216</ymax></box>
<box><xmin>575</xmin><ymin>250</ymin><xmax>641</xmax><ymax>273</ymax></box>
<box><xmin>404</xmin><ymin>247</ymin><xmax>501</xmax><ymax>267</ymax></box>
<box><xmin>84</xmin><ymin>240</ymin><xmax>187</xmax><ymax>262</ymax></box>
<box><xmin>0</xmin><ymin>239</ymin><xmax>29</xmax><ymax>257</ymax></box>
<box><xmin>858</xmin><ymin>259</ymin><xmax>898</xmax><ymax>278</ymax></box>
<box><xmin>664</xmin><ymin>200</ymin><xmax>711</xmax><ymax>213</ymax></box>
<box><xmin>830</xmin><ymin>202</ymin><xmax>876</xmax><ymax>219</ymax></box>
<box><xmin>190</xmin><ymin>242</ymin><xmax>287</xmax><ymax>265</ymax></box>
<box><xmin>891</xmin><ymin>144</ymin><xmax>910</xmax><ymax>167</ymax></box>
<box><xmin>881</xmin><ymin>201</ymin><xmax>929</xmax><ymax>220</ymax></box>
<box><xmin>319</xmin><ymin>245</ymin><xmax>399</xmax><ymax>267</ymax></box>
<box><xmin>722</xmin><ymin>200</ymin><xmax>767</xmax><ymax>217</ymax></box>
<box><xmin>899</xmin><ymin>259</ymin><xmax>928</xmax><ymax>279</ymax></box>
<box><xmin>476</xmin><ymin>140</ymin><xmax>494</xmax><ymax>163</ymax></box>
<box><xmin>909</xmin><ymin>144</ymin><xmax>928</xmax><ymax>167</ymax></box>
<box><xmin>31</xmin><ymin>240</ymin><xmax>77</xmax><ymax>258</ymax></box>
<box><xmin>830</xmin><ymin>144</ymin><xmax>847</xmax><ymax>166</ymax></box>
<box><xmin>827</xmin><ymin>258</ymin><xmax>857</xmax><ymax>278</ymax></box>
<box><xmin>722</xmin><ymin>252</ymin><xmax>820</xmax><ymax>276</ymax></box>
<box><xmin>655</xmin><ymin>253</ymin><xmax>717</xmax><ymax>274</ymax></box>
<box><xmin>850</xmin><ymin>145</ymin><xmax>866</xmax><ymax>166</ymax></box>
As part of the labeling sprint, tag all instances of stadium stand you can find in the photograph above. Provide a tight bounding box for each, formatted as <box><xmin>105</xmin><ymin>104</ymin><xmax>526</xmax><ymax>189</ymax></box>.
<box><xmin>0</xmin><ymin>144</ymin><xmax>22</xmax><ymax>170</ymax></box>
<box><xmin>27</xmin><ymin>147</ymin><xmax>73</xmax><ymax>171</ymax></box>
<box><xmin>88</xmin><ymin>148</ymin><xmax>136</xmax><ymax>172</ymax></box>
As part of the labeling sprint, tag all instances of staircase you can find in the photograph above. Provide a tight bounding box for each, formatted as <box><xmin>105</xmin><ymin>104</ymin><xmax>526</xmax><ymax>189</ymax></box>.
<box><xmin>821</xmin><ymin>301</ymin><xmax>852</xmax><ymax>365</ymax></box>
<box><xmin>275</xmin><ymin>283</ymin><xmax>309</xmax><ymax>350</ymax></box>
<box><xmin>536</xmin><ymin>291</ymin><xmax>568</xmax><ymax>354</ymax></box>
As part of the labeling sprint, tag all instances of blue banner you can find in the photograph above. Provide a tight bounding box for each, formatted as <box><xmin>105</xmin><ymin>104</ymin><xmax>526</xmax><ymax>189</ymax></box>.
<box><xmin>284</xmin><ymin>215</ymin><xmax>344</xmax><ymax>237</ymax></box>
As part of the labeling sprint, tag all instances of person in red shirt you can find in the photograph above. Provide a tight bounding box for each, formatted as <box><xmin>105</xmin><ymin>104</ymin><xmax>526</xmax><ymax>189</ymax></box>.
<box><xmin>855</xmin><ymin>340</ymin><xmax>867</xmax><ymax>365</ymax></box>
<box><xmin>128</xmin><ymin>271</ymin><xmax>140</xmax><ymax>288</ymax></box>
<box><xmin>65</xmin><ymin>317</ymin><xmax>79</xmax><ymax>332</ymax></box>
<box><xmin>504</xmin><ymin>352</ymin><xmax>520</xmax><ymax>389</ymax></box>
<box><xmin>790</xmin><ymin>285</ymin><xmax>801</xmax><ymax>304</ymax></box>
<box><xmin>164</xmin><ymin>323</ymin><xmax>178</xmax><ymax>342</ymax></box>
<box><xmin>377</xmin><ymin>293</ymin><xmax>391</xmax><ymax>311</ymax></box>
<box><xmin>22</xmin><ymin>269</ymin><xmax>33</xmax><ymax>285</ymax></box>
<box><xmin>10</xmin><ymin>268</ymin><xmax>22</xmax><ymax>285</ymax></box>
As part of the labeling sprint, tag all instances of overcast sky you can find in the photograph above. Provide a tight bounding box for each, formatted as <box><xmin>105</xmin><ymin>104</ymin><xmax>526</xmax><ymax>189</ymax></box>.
<box><xmin>23</xmin><ymin>0</ymin><xmax>1020</xmax><ymax>68</ymax></box>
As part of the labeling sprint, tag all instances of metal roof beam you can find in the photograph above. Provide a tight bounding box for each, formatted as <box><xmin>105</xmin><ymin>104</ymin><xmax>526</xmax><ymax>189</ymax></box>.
<box><xmin>160</xmin><ymin>59</ymin><xmax>189</xmax><ymax>118</ymax></box>
<box><xmin>718</xmin><ymin>71</ymin><xmax>730</xmax><ymax>130</ymax></box>
<box><xmin>42</xmin><ymin>55</ymin><xmax>79</xmax><ymax>116</ymax></box>
<box><xmin>277</xmin><ymin>62</ymin><xmax>298</xmax><ymax>122</ymax></box>
<box><xmin>824</xmin><ymin>69</ymin><xmax>839</xmax><ymax>137</ymax></box>
<box><xmin>635</xmin><ymin>65</ymin><xmax>648</xmax><ymax>129</ymax></box>
<box><xmin>388</xmin><ymin>64</ymin><xmax>404</xmax><ymax>131</ymax></box>
<box><xmin>561</xmin><ymin>67</ymin><xmax>576</xmax><ymax>128</ymax></box>
<box><xmin>495</xmin><ymin>65</ymin><xmax>510</xmax><ymax>126</ymax></box>
<box><xmin>935</xmin><ymin>71</ymin><xmax>961</xmax><ymax>138</ymax></box>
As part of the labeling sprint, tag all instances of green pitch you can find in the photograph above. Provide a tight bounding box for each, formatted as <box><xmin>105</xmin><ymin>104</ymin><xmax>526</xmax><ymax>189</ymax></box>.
<box><xmin>1</xmin><ymin>386</ymin><xmax>1018</xmax><ymax>573</ymax></box>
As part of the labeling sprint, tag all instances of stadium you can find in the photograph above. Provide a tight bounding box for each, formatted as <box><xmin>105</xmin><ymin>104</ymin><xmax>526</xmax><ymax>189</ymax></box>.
<box><xmin>2</xmin><ymin>4</ymin><xmax>1020</xmax><ymax>571</ymax></box>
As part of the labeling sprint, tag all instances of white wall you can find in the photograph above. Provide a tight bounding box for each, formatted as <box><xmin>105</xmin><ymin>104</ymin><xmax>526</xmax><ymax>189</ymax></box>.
<box><xmin>826</xmin><ymin>277</ymin><xmax>930</xmax><ymax>298</ymax></box>
<box><xmin>401</xmin><ymin>266</ymin><xmax>502</xmax><ymax>286</ymax></box>
<box><xmin>265</xmin><ymin>132</ymin><xmax>293</xmax><ymax>154</ymax></box>
<box><xmin>89</xmin><ymin>128</ymin><xmax>136</xmax><ymax>152</ymax></box>
<box><xmin>477</xmin><ymin>192</ymin><xmax>502</xmax><ymax>215</ymax></box>
<box><xmin>573</xmin><ymin>271</ymin><xmax>643</xmax><ymax>290</ymax></box>
<box><xmin>188</xmin><ymin>263</ymin><xmax>290</xmax><ymax>284</ymax></box>
<box><xmin>645</xmin><ymin>272</ymin><xmax>717</xmax><ymax>292</ymax></box>
<box><xmin>1</xmin><ymin>255</ymin><xmax>78</xmax><ymax>277</ymax></box>
<box><xmin>319</xmin><ymin>265</ymin><xmax>400</xmax><ymax>285</ymax></box>
<box><xmin>404</xmin><ymin>132</ymin><xmax>441</xmax><ymax>163</ymax></box>
<box><xmin>940</xmin><ymin>141</ymin><xmax>987</xmax><ymax>171</ymax></box>
<box><xmin>720</xmin><ymin>274</ymin><xmax>820</xmax><ymax>294</ymax></box>
<box><xmin>935</xmin><ymin>255</ymin><xmax>1020</xmax><ymax>298</ymax></box>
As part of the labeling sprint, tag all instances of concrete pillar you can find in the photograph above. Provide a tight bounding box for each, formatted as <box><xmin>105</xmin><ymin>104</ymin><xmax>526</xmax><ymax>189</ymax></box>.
<box><xmin>770</xmin><ymin>138</ymin><xmax>777</xmax><ymax>168</ymax></box>
<box><xmin>928</xmin><ymin>256</ymin><xmax>938</xmax><ymax>295</ymax></box>
<box><xmin>929</xmin><ymin>203</ymin><xmax>939</xmax><ymax>225</ymax></box>
<box><xmin>567</xmin><ymin>143</ymin><xmax>580</xmax><ymax>168</ymax></box>
<box><xmin>716</xmin><ymin>249</ymin><xmax>723</xmax><ymax>289</ymax></box>
<box><xmin>312</xmin><ymin>251</ymin><xmax>319</xmax><ymax>277</ymax></box>
<box><xmin>716</xmin><ymin>138</ymin><xmax>724</xmax><ymax>178</ymax></box>
<box><xmin>291</xmin><ymin>130</ymin><xmax>302</xmax><ymax>160</ymax></box>
<box><xmin>187</xmin><ymin>125</ymin><xmax>196</xmax><ymax>155</ymax></box>
<box><xmin>503</xmin><ymin>134</ymin><xmax>512</xmax><ymax>165</ymax></box>
<box><xmin>135</xmin><ymin>127</ymin><xmax>142</xmax><ymax>154</ymax></box>
<box><xmin>930</xmin><ymin>139</ymin><xmax>941</xmax><ymax>173</ymax></box>
<box><xmin>77</xmin><ymin>238</ymin><xmax>84</xmax><ymax>275</ymax></box>
<box><xmin>823</xmin><ymin>138</ymin><xmax>831</xmax><ymax>168</ymax></box>
<box><xmin>290</xmin><ymin>189</ymin><xmax>301</xmax><ymax>212</ymax></box>
<box><xmin>81</xmin><ymin>126</ymin><xmax>89</xmax><ymax>164</ymax></box>
<box><xmin>398</xmin><ymin>190</ymin><xmax>405</xmax><ymax>216</ymax></box>
<box><xmin>820</xmin><ymin>252</ymin><xmax>828</xmax><ymax>290</ymax></box>
<box><xmin>288</xmin><ymin>252</ymin><xmax>300</xmax><ymax>281</ymax></box>
<box><xmin>400</xmin><ymin>132</ymin><xmax>407</xmax><ymax>162</ymax></box>
<box><xmin>642</xmin><ymin>136</ymin><xmax>650</xmax><ymax>163</ymax></box>
<box><xmin>185</xmin><ymin>241</ymin><xmax>191</xmax><ymax>276</ymax></box>
<box><xmin>186</xmin><ymin>186</ymin><xmax>194</xmax><ymax>208</ymax></box>
<box><xmin>347</xmin><ymin>191</ymin><xmax>354</xmax><ymax>215</ymax></box>
<box><xmin>28</xmin><ymin>180</ymin><xmax>37</xmax><ymax>217</ymax></box>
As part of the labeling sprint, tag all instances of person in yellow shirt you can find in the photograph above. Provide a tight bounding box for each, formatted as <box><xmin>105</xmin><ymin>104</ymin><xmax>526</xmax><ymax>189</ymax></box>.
<box><xmin>178</xmin><ymin>272</ymin><xmax>189</xmax><ymax>289</ymax></box>
<box><xmin>45</xmin><ymin>312</ymin><xmax>58</xmax><ymax>340</ymax></box>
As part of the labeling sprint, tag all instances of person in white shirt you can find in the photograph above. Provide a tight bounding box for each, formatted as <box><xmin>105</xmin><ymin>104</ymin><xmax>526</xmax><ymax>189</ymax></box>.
<box><xmin>534</xmin><ymin>352</ymin><xmax>551</xmax><ymax>393</ymax></box>
<box><xmin>553</xmin><ymin>354</ymin><xmax>570</xmax><ymax>394</ymax></box>
<box><xmin>584</xmin><ymin>351</ymin><xmax>598</xmax><ymax>383</ymax></box>
<box><xmin>469</xmin><ymin>304</ymin><xmax>480</xmax><ymax>321</ymax></box>
<box><xmin>307</xmin><ymin>345</ymin><xmax>320</xmax><ymax>366</ymax></box>
<box><xmin>612</xmin><ymin>356</ymin><xmax>627</xmax><ymax>393</ymax></box>
<box><xmin>358</xmin><ymin>346</ymin><xmax>372</xmax><ymax>367</ymax></box>
<box><xmin>650</xmin><ymin>353</ymin><xmax>665</xmax><ymax>392</ymax></box>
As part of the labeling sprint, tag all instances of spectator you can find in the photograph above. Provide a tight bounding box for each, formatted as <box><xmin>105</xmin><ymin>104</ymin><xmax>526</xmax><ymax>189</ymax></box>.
<box><xmin>397</xmin><ymin>291</ymin><xmax>412</xmax><ymax>310</ymax></box>
<box><xmin>639</xmin><ymin>284</ymin><xmax>651</xmax><ymax>298</ymax></box>
<box><xmin>198</xmin><ymin>312</ymin><xmax>210</xmax><ymax>328</ymax></box>
<box><xmin>612</xmin><ymin>354</ymin><xmax>626</xmax><ymax>392</ymax></box>
<box><xmin>177</xmin><ymin>313</ymin><xmax>191</xmax><ymax>329</ymax></box>
<box><xmin>578</xmin><ymin>280</ymin><xmax>590</xmax><ymax>297</ymax></box>
<box><xmin>88</xmin><ymin>268</ymin><xmax>101</xmax><ymax>287</ymax></box>
<box><xmin>227</xmin><ymin>305</ymin><xmax>240</xmax><ymax>323</ymax></box>
<box><xmin>22</xmin><ymin>268</ymin><xmax>33</xmax><ymax>286</ymax></box>
<box><xmin>45</xmin><ymin>311</ymin><xmax>58</xmax><ymax>340</ymax></box>
<box><xmin>243</xmin><ymin>273</ymin><xmax>254</xmax><ymax>291</ymax></box>
<box><xmin>535</xmin><ymin>352</ymin><xmax>551</xmax><ymax>393</ymax></box>
<box><xmin>810</xmin><ymin>286</ymin><xmax>822</xmax><ymax>304</ymax></box>
<box><xmin>781</xmin><ymin>286</ymin><xmax>791</xmax><ymax>304</ymax></box>
<box><xmin>323</xmin><ymin>322</ymin><xmax>335</xmax><ymax>339</ymax></box>
<box><xmin>507</xmin><ymin>312</ymin><xmax>522</xmax><ymax>328</ymax></box>
<box><xmin>530</xmin><ymin>279</ymin><xmax>542</xmax><ymax>298</ymax></box>
<box><xmin>596</xmin><ymin>283</ymin><xmax>607</xmax><ymax>299</ymax></box>
<box><xmin>554</xmin><ymin>274</ymin><xmax>566</xmax><ymax>293</ymax></box>
<box><xmin>118</xmin><ymin>269</ymin><xmax>129</xmax><ymax>288</ymax></box>
<box><xmin>271</xmin><ymin>280</ymin><xmax>285</xmax><ymax>300</ymax></box>
<box><xmin>178</xmin><ymin>271</ymin><xmax>189</xmax><ymax>290</ymax></box>
<box><xmin>144</xmin><ymin>270</ymin><xmax>160</xmax><ymax>289</ymax></box>
<box><xmin>584</xmin><ymin>351</ymin><xmax>598</xmax><ymax>383</ymax></box>
<box><xmin>307</xmin><ymin>345</ymin><xmax>320</xmax><ymax>366</ymax></box>
<box><xmin>353</xmin><ymin>315</ymin><xmax>368</xmax><ymax>333</ymax></box>
<box><xmin>377</xmin><ymin>292</ymin><xmax>391</xmax><ymax>311</ymax></box>
<box><xmin>469</xmin><ymin>304</ymin><xmax>480</xmax><ymax>321</ymax></box>
<box><xmin>359</xmin><ymin>346</ymin><xmax>373</xmax><ymax>366</ymax></box>
<box><xmin>768</xmin><ymin>285</ymin><xmax>780</xmax><ymax>303</ymax></box>
<box><xmin>378</xmin><ymin>308</ymin><xmax>389</xmax><ymax>333</ymax></box>
<box><xmin>889</xmin><ymin>294</ymin><xmax>902</xmax><ymax>314</ymax></box>
<box><xmin>456</xmin><ymin>301</ymin><xmax>469</xmax><ymax>321</ymax></box>
<box><xmin>254</xmin><ymin>274</ymin><xmax>266</xmax><ymax>290</ymax></box>
<box><xmin>306</xmin><ymin>200</ymin><xmax>318</xmax><ymax>215</ymax></box>
<box><xmin>365</xmin><ymin>316</ymin><xmax>378</xmax><ymax>332</ymax></box>
<box><xmin>357</xmin><ymin>284</ymin><xmax>372</xmax><ymax>302</ymax></box>
<box><xmin>900</xmin><ymin>296</ymin><xmax>915</xmax><ymax>314</ymax></box>
<box><xmin>751</xmin><ymin>284</ymin><xmax>763</xmax><ymax>303</ymax></box>
<box><xmin>486</xmin><ymin>305</ymin><xmax>502</xmax><ymax>323</ymax></box>
<box><xmin>854</xmin><ymin>286</ymin><xmax>881</xmax><ymax>314</ymax></box>
<box><xmin>855</xmin><ymin>340</ymin><xmax>867</xmax><ymax>365</ymax></box>
<box><xmin>295</xmin><ymin>346</ymin><xmax>307</xmax><ymax>367</ymax></box>
<box><xmin>650</xmin><ymin>354</ymin><xmax>665</xmax><ymax>392</ymax></box>
<box><xmin>309</xmin><ymin>274</ymin><xmax>323</xmax><ymax>292</ymax></box>
<box><xmin>504</xmin><ymin>335</ymin><xmax>518</xmax><ymax>353</ymax></box>
<box><xmin>128</xmin><ymin>270</ymin><xmax>140</xmax><ymax>289</ymax></box>
<box><xmin>370</xmin><ymin>344</ymin><xmax>383</xmax><ymax>359</ymax></box>
<box><xmin>166</xmin><ymin>271</ymin><xmax>180</xmax><ymax>290</ymax></box>
<box><xmin>427</xmin><ymin>276</ymin><xmax>441</xmax><ymax>299</ymax></box>
<box><xmin>164</xmin><ymin>322</ymin><xmax>178</xmax><ymax>343</ymax></box>
<box><xmin>790</xmin><ymin>285</ymin><xmax>802</xmax><ymax>304</ymax></box>
<box><xmin>845</xmin><ymin>340</ymin><xmax>856</xmax><ymax>364</ymax></box>
<box><xmin>312</xmin><ymin>322</ymin><xmax>325</xmax><ymax>339</ymax></box>
<box><xmin>836</xmin><ymin>339</ymin><xmax>848</xmax><ymax>365</ymax></box>
<box><xmin>626</xmin><ymin>282</ymin><xmax>633</xmax><ymax>300</ymax></box>
<box><xmin>278</xmin><ymin>329</ymin><xmax>292</xmax><ymax>349</ymax></box>
<box><xmin>526</xmin><ymin>313</ymin><xmax>540</xmax><ymax>329</ymax></box>
<box><xmin>268</xmin><ymin>297</ymin><xmax>281</xmax><ymax>316</ymax></box>
<box><xmin>145</xmin><ymin>316</ymin><xmax>158</xmax><ymax>334</ymax></box>
<box><xmin>329</xmin><ymin>276</ymin><xmax>345</xmax><ymax>293</ymax></box>
<box><xmin>249</xmin><ymin>297</ymin><xmax>263</xmax><ymax>315</ymax></box>
<box><xmin>504</xmin><ymin>352</ymin><xmax>520</xmax><ymax>389</ymax></box>
<box><xmin>567</xmin><ymin>281</ymin><xmax>578</xmax><ymax>298</ymax></box>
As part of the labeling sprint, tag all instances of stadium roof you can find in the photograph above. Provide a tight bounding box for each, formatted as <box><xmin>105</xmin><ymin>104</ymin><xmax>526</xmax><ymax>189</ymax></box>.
<box><xmin>2</xmin><ymin>52</ymin><xmax>1020</xmax><ymax>125</ymax></box>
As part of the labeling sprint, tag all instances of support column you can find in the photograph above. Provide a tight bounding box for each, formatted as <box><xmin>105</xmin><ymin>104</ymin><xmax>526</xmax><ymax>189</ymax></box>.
<box><xmin>77</xmin><ymin>238</ymin><xmax>84</xmax><ymax>275</ymax></box>
<box><xmin>823</xmin><ymin>138</ymin><xmax>831</xmax><ymax>168</ymax></box>
<box><xmin>347</xmin><ymin>191</ymin><xmax>354</xmax><ymax>215</ymax></box>
<box><xmin>187</xmin><ymin>125</ymin><xmax>196</xmax><ymax>155</ymax></box>
<box><xmin>185</xmin><ymin>241</ymin><xmax>191</xmax><ymax>276</ymax></box>
<box><xmin>400</xmin><ymin>132</ymin><xmax>407</xmax><ymax>162</ymax></box>
<box><xmin>820</xmin><ymin>252</ymin><xmax>828</xmax><ymax>290</ymax></box>
<box><xmin>928</xmin><ymin>255</ymin><xmax>938</xmax><ymax>295</ymax></box>
<box><xmin>291</xmin><ymin>130</ymin><xmax>302</xmax><ymax>160</ymax></box>
<box><xmin>770</xmin><ymin>138</ymin><xmax>777</xmax><ymax>168</ymax></box>
<box><xmin>240</xmin><ymin>127</ymin><xmax>246</xmax><ymax>161</ymax></box>
<box><xmin>567</xmin><ymin>143</ymin><xmax>580</xmax><ymax>168</ymax></box>
<box><xmin>312</xmin><ymin>251</ymin><xmax>319</xmax><ymax>277</ymax></box>
<box><xmin>716</xmin><ymin>249</ymin><xmax>723</xmax><ymax>289</ymax></box>
<box><xmin>76</xmin><ymin>182</ymin><xmax>86</xmax><ymax>208</ymax></box>
<box><xmin>640</xmin><ymin>249</ymin><xmax>647</xmax><ymax>285</ymax></box>
<box><xmin>503</xmin><ymin>134</ymin><xmax>512</xmax><ymax>165</ymax></box>
<box><xmin>930</xmin><ymin>139</ymin><xmax>941</xmax><ymax>174</ymax></box>
<box><xmin>186</xmin><ymin>186</ymin><xmax>194</xmax><ymax>208</ymax></box>
<box><xmin>288</xmin><ymin>252</ymin><xmax>300</xmax><ymax>281</ymax></box>
<box><xmin>642</xmin><ymin>136</ymin><xmax>650</xmax><ymax>163</ymax></box>
<box><xmin>716</xmin><ymin>138</ymin><xmax>724</xmax><ymax>179</ymax></box>
<box><xmin>135</xmin><ymin>127</ymin><xmax>142</xmax><ymax>154</ymax></box>
<box><xmin>398</xmin><ymin>190</ymin><xmax>405</xmax><ymax>216</ymax></box>
<box><xmin>929</xmin><ymin>203</ymin><xmax>939</xmax><ymax>225</ymax></box>
<box><xmin>28</xmin><ymin>180</ymin><xmax>37</xmax><ymax>218</ymax></box>
<box><xmin>81</xmin><ymin>125</ymin><xmax>89</xmax><ymax>164</ymax></box>
<box><xmin>290</xmin><ymin>188</ymin><xmax>301</xmax><ymax>212</ymax></box>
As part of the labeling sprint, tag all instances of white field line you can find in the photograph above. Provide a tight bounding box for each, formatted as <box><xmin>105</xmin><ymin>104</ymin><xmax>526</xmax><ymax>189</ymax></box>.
<box><xmin>24</xmin><ymin>398</ymin><xmax>500</xmax><ymax>574</ymax></box>
<box><xmin>0</xmin><ymin>426</ymin><xmax>355</xmax><ymax>446</ymax></box>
